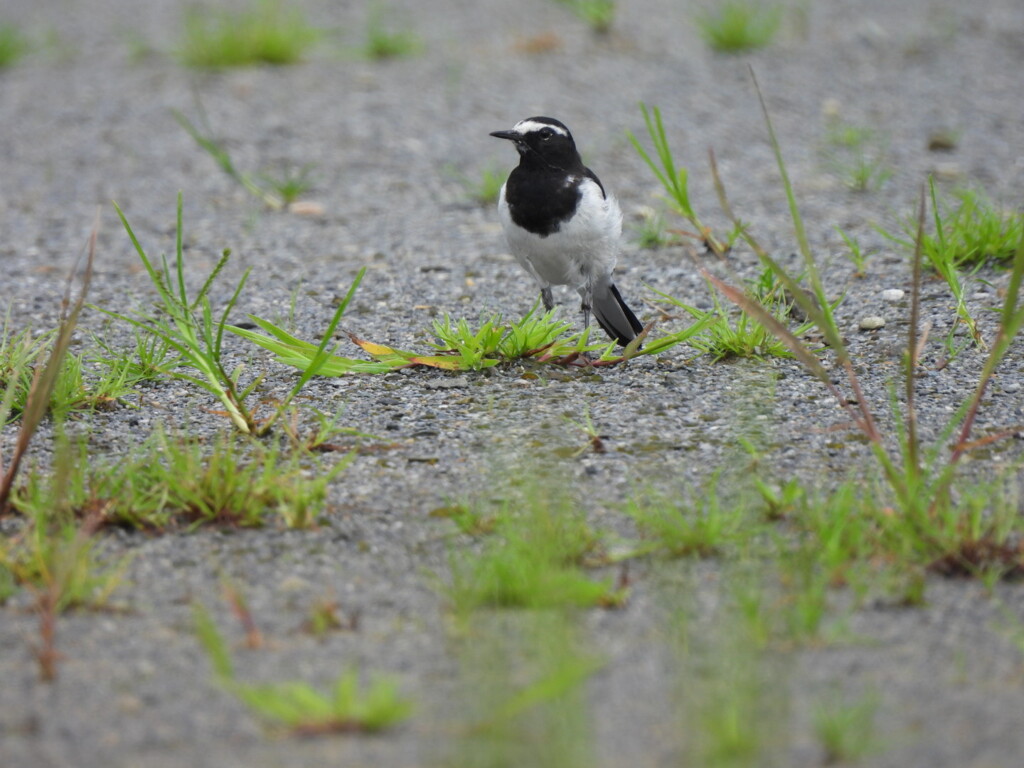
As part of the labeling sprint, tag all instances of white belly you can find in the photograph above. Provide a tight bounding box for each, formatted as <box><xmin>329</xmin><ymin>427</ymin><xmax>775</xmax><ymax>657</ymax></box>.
<box><xmin>498</xmin><ymin>178</ymin><xmax>622</xmax><ymax>290</ymax></box>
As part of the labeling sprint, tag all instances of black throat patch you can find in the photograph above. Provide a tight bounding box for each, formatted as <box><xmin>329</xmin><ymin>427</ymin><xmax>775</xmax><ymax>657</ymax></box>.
<box><xmin>504</xmin><ymin>166</ymin><xmax>584</xmax><ymax>237</ymax></box>
<box><xmin>505</xmin><ymin>165</ymin><xmax>606</xmax><ymax>240</ymax></box>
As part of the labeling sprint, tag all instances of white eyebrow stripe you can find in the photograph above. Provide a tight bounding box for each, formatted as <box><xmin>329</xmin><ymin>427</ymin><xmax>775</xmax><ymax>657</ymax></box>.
<box><xmin>513</xmin><ymin>119</ymin><xmax>569</xmax><ymax>137</ymax></box>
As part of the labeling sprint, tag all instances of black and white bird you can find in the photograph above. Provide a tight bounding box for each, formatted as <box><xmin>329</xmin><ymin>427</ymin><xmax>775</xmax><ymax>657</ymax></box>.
<box><xmin>490</xmin><ymin>116</ymin><xmax>644</xmax><ymax>346</ymax></box>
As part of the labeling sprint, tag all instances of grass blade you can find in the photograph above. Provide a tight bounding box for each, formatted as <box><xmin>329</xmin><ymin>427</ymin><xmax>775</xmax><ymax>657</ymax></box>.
<box><xmin>949</xmin><ymin>233</ymin><xmax>1024</xmax><ymax>464</ymax></box>
<box><xmin>905</xmin><ymin>188</ymin><xmax>927</xmax><ymax>478</ymax></box>
<box><xmin>0</xmin><ymin>211</ymin><xmax>97</xmax><ymax>512</ymax></box>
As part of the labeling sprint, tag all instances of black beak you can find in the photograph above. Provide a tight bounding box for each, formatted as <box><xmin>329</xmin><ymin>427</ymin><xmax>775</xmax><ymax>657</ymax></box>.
<box><xmin>489</xmin><ymin>129</ymin><xmax>520</xmax><ymax>141</ymax></box>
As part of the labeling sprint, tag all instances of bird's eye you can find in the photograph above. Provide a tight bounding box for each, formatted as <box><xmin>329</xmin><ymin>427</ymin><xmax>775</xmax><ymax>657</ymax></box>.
<box><xmin>539</xmin><ymin>128</ymin><xmax>554</xmax><ymax>140</ymax></box>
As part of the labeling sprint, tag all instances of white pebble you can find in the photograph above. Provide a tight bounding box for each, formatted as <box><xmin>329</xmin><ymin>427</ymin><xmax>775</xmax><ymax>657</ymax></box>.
<box><xmin>932</xmin><ymin>162</ymin><xmax>963</xmax><ymax>180</ymax></box>
<box><xmin>288</xmin><ymin>200</ymin><xmax>325</xmax><ymax>216</ymax></box>
<box><xmin>859</xmin><ymin>316</ymin><xmax>886</xmax><ymax>330</ymax></box>
<box><xmin>881</xmin><ymin>289</ymin><xmax>904</xmax><ymax>302</ymax></box>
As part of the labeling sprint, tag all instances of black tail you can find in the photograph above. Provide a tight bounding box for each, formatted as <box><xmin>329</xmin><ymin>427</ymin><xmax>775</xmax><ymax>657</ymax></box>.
<box><xmin>591</xmin><ymin>281</ymin><xmax>644</xmax><ymax>346</ymax></box>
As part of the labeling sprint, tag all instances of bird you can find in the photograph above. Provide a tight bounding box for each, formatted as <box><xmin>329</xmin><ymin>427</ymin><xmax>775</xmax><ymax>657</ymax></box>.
<box><xmin>490</xmin><ymin>116</ymin><xmax>644</xmax><ymax>346</ymax></box>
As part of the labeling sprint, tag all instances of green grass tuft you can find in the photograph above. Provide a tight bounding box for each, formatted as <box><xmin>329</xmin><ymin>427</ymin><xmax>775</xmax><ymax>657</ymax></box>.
<box><xmin>13</xmin><ymin>427</ymin><xmax>352</xmax><ymax>531</ymax></box>
<box><xmin>444</xmin><ymin>490</ymin><xmax>625</xmax><ymax>611</ymax></box>
<box><xmin>0</xmin><ymin>23</ymin><xmax>28</xmax><ymax>68</ymax></box>
<box><xmin>878</xmin><ymin>178</ymin><xmax>1023</xmax><ymax>349</ymax></box>
<box><xmin>0</xmin><ymin>505</ymin><xmax>125</xmax><ymax>613</ymax></box>
<box><xmin>447</xmin><ymin>611</ymin><xmax>601</xmax><ymax>767</ymax></box>
<box><xmin>552</xmin><ymin>0</ymin><xmax>616</xmax><ymax>34</ymax></box>
<box><xmin>628</xmin><ymin>103</ymin><xmax>741</xmax><ymax>255</ymax></box>
<box><xmin>813</xmin><ymin>689</ymin><xmax>879</xmax><ymax>763</ymax></box>
<box><xmin>234</xmin><ymin>297</ymin><xmax>710</xmax><ymax>374</ymax></box>
<box><xmin>104</xmin><ymin>194</ymin><xmax>347</xmax><ymax>434</ymax></box>
<box><xmin>695</xmin><ymin>1</ymin><xmax>782</xmax><ymax>53</ymax></box>
<box><xmin>905</xmin><ymin>183</ymin><xmax>1023</xmax><ymax>269</ymax></box>
<box><xmin>256</xmin><ymin>163</ymin><xmax>317</xmax><ymax>206</ymax></box>
<box><xmin>650</xmin><ymin>267</ymin><xmax>815</xmax><ymax>362</ymax></box>
<box><xmin>821</xmin><ymin>119</ymin><xmax>894</xmax><ymax>192</ymax></box>
<box><xmin>447</xmin><ymin>162</ymin><xmax>507</xmax><ymax>206</ymax></box>
<box><xmin>626</xmin><ymin>480</ymin><xmax>752</xmax><ymax>558</ymax></box>
<box><xmin>179</xmin><ymin>0</ymin><xmax>320</xmax><ymax>68</ymax></box>
<box><xmin>363</xmin><ymin>4</ymin><xmax>421</xmax><ymax>60</ymax></box>
<box><xmin>195</xmin><ymin>604</ymin><xmax>412</xmax><ymax>734</ymax></box>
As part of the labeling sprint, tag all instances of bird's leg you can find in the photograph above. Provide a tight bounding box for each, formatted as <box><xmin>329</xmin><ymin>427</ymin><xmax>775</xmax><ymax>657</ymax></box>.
<box><xmin>541</xmin><ymin>287</ymin><xmax>554</xmax><ymax>311</ymax></box>
<box><xmin>578</xmin><ymin>299</ymin><xmax>596</xmax><ymax>364</ymax></box>
<box><xmin>579</xmin><ymin>283</ymin><xmax>594</xmax><ymax>334</ymax></box>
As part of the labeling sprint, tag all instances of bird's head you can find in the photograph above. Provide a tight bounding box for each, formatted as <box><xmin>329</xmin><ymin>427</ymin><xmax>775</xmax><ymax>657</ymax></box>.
<box><xmin>490</xmin><ymin>117</ymin><xmax>580</xmax><ymax>167</ymax></box>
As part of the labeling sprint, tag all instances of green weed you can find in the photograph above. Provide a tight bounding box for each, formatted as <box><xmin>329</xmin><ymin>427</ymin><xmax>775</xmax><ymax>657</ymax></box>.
<box><xmin>698</xmin><ymin>70</ymin><xmax>1024</xmax><ymax>596</ymax></box>
<box><xmin>777</xmin><ymin>541</ymin><xmax>834</xmax><ymax>644</ymax></box>
<box><xmin>120</xmin><ymin>27</ymin><xmax>158</xmax><ymax>64</ymax></box>
<box><xmin>651</xmin><ymin>274</ymin><xmax>811</xmax><ymax>361</ymax></box>
<box><xmin>628</xmin><ymin>103</ymin><xmax>739</xmax><ymax>255</ymax></box>
<box><xmin>553</xmin><ymin>0</ymin><xmax>616</xmax><ymax>34</ymax></box>
<box><xmin>444</xmin><ymin>490</ymin><xmax>625</xmax><ymax>611</ymax></box>
<box><xmin>447</xmin><ymin>612</ymin><xmax>601</xmax><ymax>767</ymax></box>
<box><xmin>692</xmin><ymin>292</ymin><xmax>806</xmax><ymax>361</ymax></box>
<box><xmin>103</xmin><ymin>195</ymin><xmax>346</xmax><ymax>434</ymax></box>
<box><xmin>821</xmin><ymin>120</ymin><xmax>893</xmax><ymax>192</ymax></box>
<box><xmin>878</xmin><ymin>180</ymin><xmax>993</xmax><ymax>348</ymax></box>
<box><xmin>255</xmin><ymin>163</ymin><xmax>317</xmax><ymax>206</ymax></box>
<box><xmin>562</xmin><ymin>407</ymin><xmax>605</xmax><ymax>457</ymax></box>
<box><xmin>0</xmin><ymin>238</ymin><xmax>101</xmax><ymax>679</ymax></box>
<box><xmin>14</xmin><ymin>427</ymin><xmax>351</xmax><ymax>531</ymax></box>
<box><xmin>631</xmin><ymin>103</ymin><xmax>808</xmax><ymax>361</ymax></box>
<box><xmin>879</xmin><ymin>180</ymin><xmax>1023</xmax><ymax>347</ymax></box>
<box><xmin>302</xmin><ymin>596</ymin><xmax>357</xmax><ymax>636</ymax></box>
<box><xmin>1</xmin><ymin>322</ymin><xmax>160</xmax><ymax>421</ymax></box>
<box><xmin>104</xmin><ymin>195</ymin><xmax>262</xmax><ymax>433</ymax></box>
<box><xmin>695</xmin><ymin>1</ymin><xmax>782</xmax><ymax>53</ymax></box>
<box><xmin>0</xmin><ymin>512</ymin><xmax>124</xmax><ymax>681</ymax></box>
<box><xmin>363</xmin><ymin>4</ymin><xmax>421</xmax><ymax>59</ymax></box>
<box><xmin>281</xmin><ymin>403</ymin><xmax>377</xmax><ymax>454</ymax></box>
<box><xmin>668</xmin><ymin>581</ymin><xmax>788</xmax><ymax>767</ymax></box>
<box><xmin>195</xmin><ymin>604</ymin><xmax>412</xmax><ymax>734</ymax></box>
<box><xmin>43</xmin><ymin>352</ymin><xmax>119</xmax><ymax>418</ymax></box>
<box><xmin>1</xmin><ymin>217</ymin><xmax>95</xmax><ymax>514</ymax></box>
<box><xmin>813</xmin><ymin>688</ymin><xmax>879</xmax><ymax>763</ymax></box>
<box><xmin>632</xmin><ymin>208</ymin><xmax>676</xmax><ymax>249</ymax></box>
<box><xmin>919</xmin><ymin>185</ymin><xmax>1023</xmax><ymax>268</ymax></box>
<box><xmin>786</xmin><ymin>483</ymin><xmax>876</xmax><ymax>594</ymax></box>
<box><xmin>179</xmin><ymin>0</ymin><xmax>320</xmax><ymax>68</ymax></box>
<box><xmin>834</xmin><ymin>151</ymin><xmax>893</xmax><ymax>193</ymax></box>
<box><xmin>237</xmin><ymin>668</ymin><xmax>412</xmax><ymax>734</ymax></box>
<box><xmin>0</xmin><ymin>23</ymin><xmax>27</xmax><ymax>68</ymax></box>
<box><xmin>447</xmin><ymin>162</ymin><xmax>507</xmax><ymax>206</ymax></box>
<box><xmin>234</xmin><ymin>298</ymin><xmax>710</xmax><ymax>374</ymax></box>
<box><xmin>89</xmin><ymin>328</ymin><xmax>184</xmax><ymax>388</ymax></box>
<box><xmin>1</xmin><ymin>431</ymin><xmax>128</xmax><ymax>681</ymax></box>
<box><xmin>174</xmin><ymin>109</ymin><xmax>294</xmax><ymax>210</ymax></box>
<box><xmin>626</xmin><ymin>481</ymin><xmax>752</xmax><ymax>558</ymax></box>
<box><xmin>836</xmin><ymin>226</ymin><xmax>869</xmax><ymax>276</ymax></box>
<box><xmin>776</xmin><ymin>469</ymin><xmax>1024</xmax><ymax>610</ymax></box>
<box><xmin>0</xmin><ymin>496</ymin><xmax>124</xmax><ymax>613</ymax></box>
<box><xmin>0</xmin><ymin>320</ymin><xmax>52</xmax><ymax>422</ymax></box>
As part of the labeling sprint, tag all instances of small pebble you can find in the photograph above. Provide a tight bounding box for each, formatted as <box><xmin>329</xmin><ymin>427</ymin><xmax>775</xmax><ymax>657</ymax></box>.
<box><xmin>821</xmin><ymin>97</ymin><xmax>842</xmax><ymax>119</ymax></box>
<box><xmin>118</xmin><ymin>695</ymin><xmax>144</xmax><ymax>715</ymax></box>
<box><xmin>859</xmin><ymin>316</ymin><xmax>886</xmax><ymax>330</ymax></box>
<box><xmin>287</xmin><ymin>200</ymin><xmax>325</xmax><ymax>217</ymax></box>
<box><xmin>927</xmin><ymin>130</ymin><xmax>959</xmax><ymax>152</ymax></box>
<box><xmin>881</xmin><ymin>289</ymin><xmax>904</xmax><ymax>302</ymax></box>
<box><xmin>932</xmin><ymin>162</ymin><xmax>963</xmax><ymax>180</ymax></box>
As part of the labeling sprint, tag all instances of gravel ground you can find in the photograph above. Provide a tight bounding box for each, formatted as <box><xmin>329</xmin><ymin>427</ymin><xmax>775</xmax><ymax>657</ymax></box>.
<box><xmin>2</xmin><ymin>1</ymin><xmax>1024</xmax><ymax>766</ymax></box>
